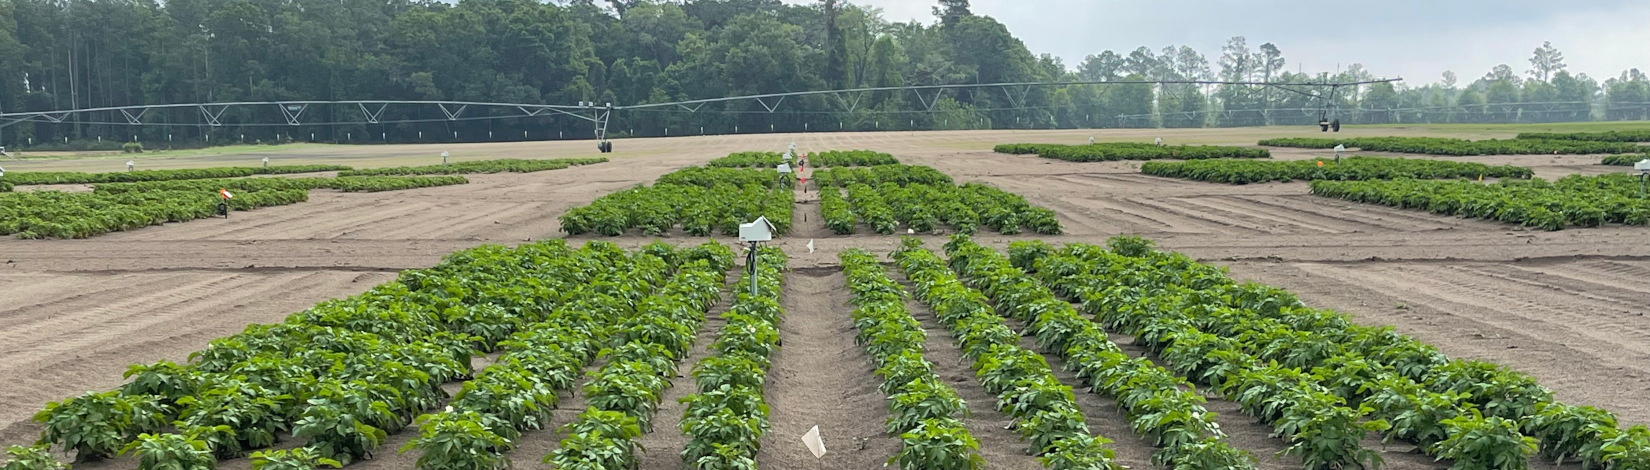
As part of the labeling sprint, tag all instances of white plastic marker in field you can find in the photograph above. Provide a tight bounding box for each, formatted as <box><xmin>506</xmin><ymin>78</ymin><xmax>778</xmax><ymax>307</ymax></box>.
<box><xmin>220</xmin><ymin>188</ymin><xmax>233</xmax><ymax>199</ymax></box>
<box><xmin>806</xmin><ymin>239</ymin><xmax>815</xmax><ymax>254</ymax></box>
<box><xmin>801</xmin><ymin>425</ymin><xmax>826</xmax><ymax>458</ymax></box>
<box><xmin>127</xmin><ymin>160</ymin><xmax>135</xmax><ymax>171</ymax></box>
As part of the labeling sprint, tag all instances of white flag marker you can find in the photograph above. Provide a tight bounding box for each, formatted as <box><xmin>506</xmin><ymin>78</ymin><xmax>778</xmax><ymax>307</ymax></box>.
<box><xmin>806</xmin><ymin>239</ymin><xmax>815</xmax><ymax>254</ymax></box>
<box><xmin>802</xmin><ymin>425</ymin><xmax>826</xmax><ymax>458</ymax></box>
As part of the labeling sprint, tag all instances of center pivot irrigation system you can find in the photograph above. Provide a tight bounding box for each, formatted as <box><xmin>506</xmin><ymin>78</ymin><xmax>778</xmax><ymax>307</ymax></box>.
<box><xmin>0</xmin><ymin>78</ymin><xmax>1398</xmax><ymax>154</ymax></box>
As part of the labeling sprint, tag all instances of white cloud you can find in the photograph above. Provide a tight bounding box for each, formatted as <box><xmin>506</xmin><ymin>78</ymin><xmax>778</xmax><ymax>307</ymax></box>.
<box><xmin>784</xmin><ymin>0</ymin><xmax>1650</xmax><ymax>85</ymax></box>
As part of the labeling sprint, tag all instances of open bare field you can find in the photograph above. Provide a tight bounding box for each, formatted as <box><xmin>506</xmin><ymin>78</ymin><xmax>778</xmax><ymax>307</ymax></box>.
<box><xmin>3</xmin><ymin>125</ymin><xmax>1646</xmax><ymax>469</ymax></box>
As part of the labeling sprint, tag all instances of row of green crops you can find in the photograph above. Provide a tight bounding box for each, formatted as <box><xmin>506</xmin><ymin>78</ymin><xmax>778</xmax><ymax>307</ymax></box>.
<box><xmin>707</xmin><ymin>152</ymin><xmax>783</xmax><ymax>168</ymax></box>
<box><xmin>1516</xmin><ymin>131</ymin><xmax>1650</xmax><ymax>142</ymax></box>
<box><xmin>820</xmin><ymin>187</ymin><xmax>856</xmax><ymax>235</ymax></box>
<box><xmin>1310</xmin><ymin>174</ymin><xmax>1650</xmax><ymax>230</ymax></box>
<box><xmin>995</xmin><ymin>143</ymin><xmax>1272</xmax><ymax>161</ymax></box>
<box><xmin>971</xmin><ymin>236</ymin><xmax>1388</xmax><ymax>469</ymax></box>
<box><xmin>1139</xmin><ymin>157</ymin><xmax>1534</xmax><ymax>184</ymax></box>
<box><xmin>0</xmin><ymin>175</ymin><xmax>467</xmax><ymax>239</ymax></box>
<box><xmin>833</xmin><ymin>181</ymin><xmax>1059</xmax><ymax>235</ymax></box>
<box><xmin>811</xmin><ymin>164</ymin><xmax>952</xmax><ymax>188</ymax></box>
<box><xmin>23</xmin><ymin>240</ymin><xmax>666</xmax><ymax>469</ymax></box>
<box><xmin>559</xmin><ymin>184</ymin><xmax>792</xmax><ymax>237</ymax></box>
<box><xmin>810</xmin><ymin>150</ymin><xmax>900</xmax><ymax>167</ymax></box>
<box><xmin>1258</xmin><ymin>137</ymin><xmax>1639</xmax><ymax>156</ymax></box>
<box><xmin>656</xmin><ymin>166</ymin><xmax>792</xmax><ymax>188</ymax></box>
<box><xmin>708</xmin><ymin>150</ymin><xmax>900</xmax><ymax>168</ymax></box>
<box><xmin>676</xmin><ymin>247</ymin><xmax>787</xmax><ymax>469</ymax></box>
<box><xmin>1015</xmin><ymin>236</ymin><xmax>1650</xmax><ymax>470</ymax></box>
<box><xmin>338</xmin><ymin>158</ymin><xmax>607</xmax><ymax>176</ymax></box>
<box><xmin>400</xmin><ymin>242</ymin><xmax>696</xmax><ymax>470</ymax></box>
<box><xmin>839</xmin><ymin>248</ymin><xmax>986</xmax><ymax>470</ymax></box>
<box><xmin>3</xmin><ymin>165</ymin><xmax>353</xmax><ymax>185</ymax></box>
<box><xmin>0</xmin><ymin>188</ymin><xmax>308</xmax><ymax>239</ymax></box>
<box><xmin>542</xmin><ymin>243</ymin><xmax>734</xmax><ymax>470</ymax></box>
<box><xmin>891</xmin><ymin>240</ymin><xmax>1132</xmax><ymax>470</ymax></box>
<box><xmin>93</xmin><ymin>176</ymin><xmax>467</xmax><ymax>194</ymax></box>
<box><xmin>934</xmin><ymin>237</ymin><xmax>1257</xmax><ymax>469</ymax></box>
<box><xmin>810</xmin><ymin>164</ymin><xmax>1059</xmax><ymax>235</ymax></box>
<box><xmin>1601</xmin><ymin>153</ymin><xmax>1649</xmax><ymax>166</ymax></box>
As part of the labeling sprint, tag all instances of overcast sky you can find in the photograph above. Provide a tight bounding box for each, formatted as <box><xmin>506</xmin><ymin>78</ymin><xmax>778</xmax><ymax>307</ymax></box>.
<box><xmin>784</xmin><ymin>0</ymin><xmax>1650</xmax><ymax>86</ymax></box>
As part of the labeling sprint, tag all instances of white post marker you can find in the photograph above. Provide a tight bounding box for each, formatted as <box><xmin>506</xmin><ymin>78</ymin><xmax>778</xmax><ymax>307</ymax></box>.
<box><xmin>127</xmin><ymin>160</ymin><xmax>135</xmax><ymax>171</ymax></box>
<box><xmin>262</xmin><ymin>157</ymin><xmax>269</xmax><ymax>168</ymax></box>
<box><xmin>801</xmin><ymin>425</ymin><xmax>826</xmax><ymax>459</ymax></box>
<box><xmin>1089</xmin><ymin>136</ymin><xmax>1095</xmax><ymax>145</ymax></box>
<box><xmin>441</xmin><ymin>151</ymin><xmax>450</xmax><ymax>166</ymax></box>
<box><xmin>1155</xmin><ymin>137</ymin><xmax>1164</xmax><ymax>147</ymax></box>
<box><xmin>1333</xmin><ymin>144</ymin><xmax>1346</xmax><ymax>163</ymax></box>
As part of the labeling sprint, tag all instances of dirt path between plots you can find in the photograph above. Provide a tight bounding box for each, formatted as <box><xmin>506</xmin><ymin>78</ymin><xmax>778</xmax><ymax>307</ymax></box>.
<box><xmin>751</xmin><ymin>267</ymin><xmax>899</xmax><ymax>470</ymax></box>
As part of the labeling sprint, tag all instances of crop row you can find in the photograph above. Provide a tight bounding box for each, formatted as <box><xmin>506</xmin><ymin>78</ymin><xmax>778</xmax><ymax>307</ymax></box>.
<box><xmin>23</xmin><ymin>240</ymin><xmax>653</xmax><ymax>468</ymax></box>
<box><xmin>4</xmin><ymin>165</ymin><xmax>353</xmax><ymax>185</ymax></box>
<box><xmin>995</xmin><ymin>143</ymin><xmax>1271</xmax><ymax>161</ymax></box>
<box><xmin>0</xmin><ymin>188</ymin><xmax>308</xmax><ymax>239</ymax></box>
<box><xmin>839</xmin><ymin>182</ymin><xmax>1060</xmax><ymax>235</ymax></box>
<box><xmin>405</xmin><ymin>241</ymin><xmax>722</xmax><ymax>470</ymax></box>
<box><xmin>560</xmin><ymin>184</ymin><xmax>792</xmax><ymax>237</ymax></box>
<box><xmin>0</xmin><ymin>176</ymin><xmax>467</xmax><ymax>239</ymax></box>
<box><xmin>892</xmin><ymin>240</ymin><xmax>1126</xmax><ymax>470</ymax></box>
<box><xmin>543</xmin><ymin>243</ymin><xmax>734</xmax><ymax>470</ymax></box>
<box><xmin>707</xmin><ymin>152</ymin><xmax>785</xmax><ymax>168</ymax></box>
<box><xmin>93</xmin><ymin>175</ymin><xmax>468</xmax><ymax>194</ymax></box>
<box><xmin>1515</xmin><ymin>130</ymin><xmax>1650</xmax><ymax>142</ymax></box>
<box><xmin>1258</xmin><ymin>137</ymin><xmax>1640</xmax><ymax>156</ymax></box>
<box><xmin>708</xmin><ymin>150</ymin><xmax>900</xmax><ymax>168</ymax></box>
<box><xmin>980</xmin><ymin>237</ymin><xmax>1397</xmax><ymax>469</ymax></box>
<box><xmin>1140</xmin><ymin>157</ymin><xmax>1534</xmax><ymax>184</ymax></box>
<box><xmin>811</xmin><ymin>164</ymin><xmax>952</xmax><ymax>188</ymax></box>
<box><xmin>839</xmin><ymin>248</ymin><xmax>985</xmax><ymax>469</ymax></box>
<box><xmin>675</xmin><ymin>246</ymin><xmax>787</xmax><ymax>469</ymax></box>
<box><xmin>337</xmin><ymin>158</ymin><xmax>606</xmax><ymax>176</ymax></box>
<box><xmin>811</xmin><ymin>164</ymin><xmax>1060</xmax><ymax>235</ymax></box>
<box><xmin>1015</xmin><ymin>236</ymin><xmax>1650</xmax><ymax>470</ymax></box>
<box><xmin>657</xmin><ymin>166</ymin><xmax>792</xmax><ymax>188</ymax></box>
<box><xmin>820</xmin><ymin>187</ymin><xmax>857</xmax><ymax>234</ymax></box>
<box><xmin>810</xmin><ymin>150</ymin><xmax>901</xmax><ymax>167</ymax></box>
<box><xmin>1601</xmin><ymin>153</ymin><xmax>1648</xmax><ymax>166</ymax></box>
<box><xmin>937</xmin><ymin>236</ymin><xmax>1258</xmax><ymax>469</ymax></box>
<box><xmin>1311</xmin><ymin>173</ymin><xmax>1650</xmax><ymax>230</ymax></box>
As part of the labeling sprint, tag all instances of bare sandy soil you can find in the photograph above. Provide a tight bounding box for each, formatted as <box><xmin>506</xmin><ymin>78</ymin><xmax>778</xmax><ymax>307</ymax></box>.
<box><xmin>1</xmin><ymin>127</ymin><xmax>1644</xmax><ymax>469</ymax></box>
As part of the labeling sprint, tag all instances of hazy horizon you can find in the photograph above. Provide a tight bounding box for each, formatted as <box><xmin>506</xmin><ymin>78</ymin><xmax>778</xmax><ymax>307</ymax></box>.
<box><xmin>787</xmin><ymin>0</ymin><xmax>1650</xmax><ymax>86</ymax></box>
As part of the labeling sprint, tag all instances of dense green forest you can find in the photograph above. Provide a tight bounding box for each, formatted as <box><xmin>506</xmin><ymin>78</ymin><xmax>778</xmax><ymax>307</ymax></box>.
<box><xmin>1</xmin><ymin>0</ymin><xmax>1648</xmax><ymax>148</ymax></box>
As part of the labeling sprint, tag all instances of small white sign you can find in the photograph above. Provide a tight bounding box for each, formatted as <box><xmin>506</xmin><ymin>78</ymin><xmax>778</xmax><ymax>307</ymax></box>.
<box><xmin>801</xmin><ymin>425</ymin><xmax>826</xmax><ymax>459</ymax></box>
<box><xmin>806</xmin><ymin>239</ymin><xmax>815</xmax><ymax>253</ymax></box>
<box><xmin>777</xmin><ymin>163</ymin><xmax>792</xmax><ymax>174</ymax></box>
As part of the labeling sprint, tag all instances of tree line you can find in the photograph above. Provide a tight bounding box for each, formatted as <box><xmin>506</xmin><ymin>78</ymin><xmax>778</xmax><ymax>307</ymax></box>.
<box><xmin>0</xmin><ymin>0</ymin><xmax>1646</xmax><ymax>149</ymax></box>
